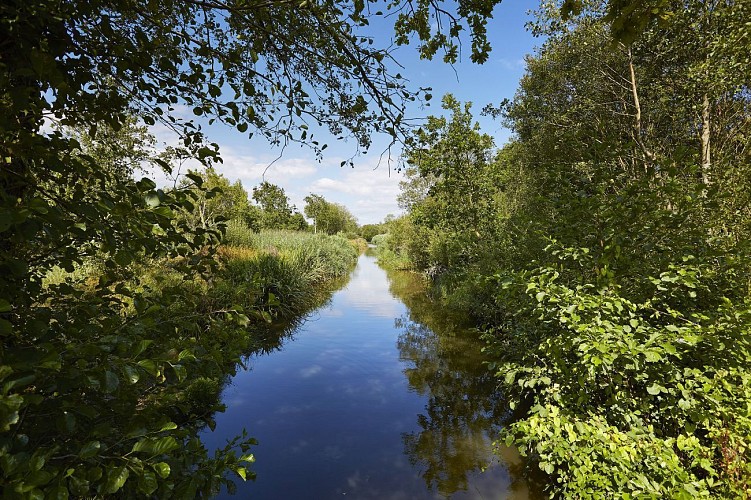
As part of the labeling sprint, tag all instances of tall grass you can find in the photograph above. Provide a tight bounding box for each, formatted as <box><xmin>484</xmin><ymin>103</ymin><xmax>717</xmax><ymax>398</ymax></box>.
<box><xmin>217</xmin><ymin>222</ymin><xmax>358</xmax><ymax>318</ymax></box>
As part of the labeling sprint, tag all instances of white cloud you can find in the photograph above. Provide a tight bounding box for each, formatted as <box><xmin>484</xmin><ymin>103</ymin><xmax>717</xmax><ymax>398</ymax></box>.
<box><xmin>142</xmin><ymin>125</ymin><xmax>404</xmax><ymax>224</ymax></box>
<box><xmin>497</xmin><ymin>58</ymin><xmax>526</xmax><ymax>71</ymax></box>
<box><xmin>299</xmin><ymin>364</ymin><xmax>323</xmax><ymax>378</ymax></box>
<box><xmin>303</xmin><ymin>158</ymin><xmax>405</xmax><ymax>223</ymax></box>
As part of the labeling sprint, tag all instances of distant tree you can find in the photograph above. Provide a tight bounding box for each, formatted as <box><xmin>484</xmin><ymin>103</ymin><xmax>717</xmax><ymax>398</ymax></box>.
<box><xmin>304</xmin><ymin>194</ymin><xmax>357</xmax><ymax>235</ymax></box>
<box><xmin>360</xmin><ymin>224</ymin><xmax>385</xmax><ymax>242</ymax></box>
<box><xmin>179</xmin><ymin>167</ymin><xmax>252</xmax><ymax>231</ymax></box>
<box><xmin>252</xmin><ymin>182</ymin><xmax>294</xmax><ymax>229</ymax></box>
<box><xmin>68</xmin><ymin>115</ymin><xmax>156</xmax><ymax>181</ymax></box>
<box><xmin>287</xmin><ymin>212</ymin><xmax>309</xmax><ymax>231</ymax></box>
<box><xmin>303</xmin><ymin>194</ymin><xmax>328</xmax><ymax>234</ymax></box>
<box><xmin>397</xmin><ymin>166</ymin><xmax>437</xmax><ymax>212</ymax></box>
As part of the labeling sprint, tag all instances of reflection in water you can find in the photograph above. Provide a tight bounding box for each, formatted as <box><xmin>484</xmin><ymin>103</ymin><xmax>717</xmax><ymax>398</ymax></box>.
<box><xmin>204</xmin><ymin>255</ymin><xmax>540</xmax><ymax>499</ymax></box>
<box><xmin>387</xmin><ymin>266</ymin><xmax>538</xmax><ymax>499</ymax></box>
<box><xmin>397</xmin><ymin>316</ymin><xmax>503</xmax><ymax>496</ymax></box>
<box><xmin>241</xmin><ymin>273</ymin><xmax>350</xmax><ymax>360</ymax></box>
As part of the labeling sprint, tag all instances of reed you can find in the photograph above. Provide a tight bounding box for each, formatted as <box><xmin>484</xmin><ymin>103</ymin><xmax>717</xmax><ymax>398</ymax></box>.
<box><xmin>217</xmin><ymin>223</ymin><xmax>358</xmax><ymax>318</ymax></box>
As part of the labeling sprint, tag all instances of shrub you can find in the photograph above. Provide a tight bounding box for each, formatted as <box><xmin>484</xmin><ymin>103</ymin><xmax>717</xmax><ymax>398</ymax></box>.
<box><xmin>485</xmin><ymin>246</ymin><xmax>751</xmax><ymax>498</ymax></box>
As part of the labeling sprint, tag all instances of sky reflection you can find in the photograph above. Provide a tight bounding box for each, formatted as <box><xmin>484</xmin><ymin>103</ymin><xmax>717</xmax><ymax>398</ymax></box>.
<box><xmin>201</xmin><ymin>254</ymin><xmax>538</xmax><ymax>499</ymax></box>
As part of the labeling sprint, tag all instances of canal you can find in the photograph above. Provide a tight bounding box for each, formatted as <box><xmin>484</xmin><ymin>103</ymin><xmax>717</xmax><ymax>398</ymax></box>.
<box><xmin>202</xmin><ymin>252</ymin><xmax>537</xmax><ymax>499</ymax></box>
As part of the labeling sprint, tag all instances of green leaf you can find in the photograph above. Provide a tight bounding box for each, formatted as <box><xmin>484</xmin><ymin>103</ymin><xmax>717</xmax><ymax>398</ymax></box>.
<box><xmin>114</xmin><ymin>250</ymin><xmax>132</xmax><ymax>266</ymax></box>
<box><xmin>144</xmin><ymin>192</ymin><xmax>161</xmax><ymax>208</ymax></box>
<box><xmin>169</xmin><ymin>363</ymin><xmax>187</xmax><ymax>382</ymax></box>
<box><xmin>153</xmin><ymin>462</ymin><xmax>171</xmax><ymax>479</ymax></box>
<box><xmin>0</xmin><ymin>319</ymin><xmax>13</xmax><ymax>336</ymax></box>
<box><xmin>133</xmin><ymin>340</ymin><xmax>153</xmax><ymax>357</ymax></box>
<box><xmin>124</xmin><ymin>365</ymin><xmax>140</xmax><ymax>384</ymax></box>
<box><xmin>233</xmin><ymin>467</ymin><xmax>247</xmax><ymax>481</ymax></box>
<box><xmin>46</xmin><ymin>486</ymin><xmax>69</xmax><ymax>500</ymax></box>
<box><xmin>159</xmin><ymin>421</ymin><xmax>177</xmax><ymax>432</ymax></box>
<box><xmin>646</xmin><ymin>384</ymin><xmax>663</xmax><ymax>395</ymax></box>
<box><xmin>132</xmin><ymin>436</ymin><xmax>179</xmax><ymax>455</ymax></box>
<box><xmin>644</xmin><ymin>350</ymin><xmax>662</xmax><ymax>362</ymax></box>
<box><xmin>79</xmin><ymin>441</ymin><xmax>101</xmax><ymax>459</ymax></box>
<box><xmin>102</xmin><ymin>466</ymin><xmax>129</xmax><ymax>494</ymax></box>
<box><xmin>137</xmin><ymin>471</ymin><xmax>158</xmax><ymax>495</ymax></box>
<box><xmin>103</xmin><ymin>371</ymin><xmax>119</xmax><ymax>393</ymax></box>
<box><xmin>137</xmin><ymin>359</ymin><xmax>159</xmax><ymax>376</ymax></box>
<box><xmin>152</xmin><ymin>206</ymin><xmax>174</xmax><ymax>218</ymax></box>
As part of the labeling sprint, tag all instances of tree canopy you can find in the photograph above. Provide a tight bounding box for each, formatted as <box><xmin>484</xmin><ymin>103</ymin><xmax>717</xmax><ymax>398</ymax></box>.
<box><xmin>304</xmin><ymin>194</ymin><xmax>358</xmax><ymax>235</ymax></box>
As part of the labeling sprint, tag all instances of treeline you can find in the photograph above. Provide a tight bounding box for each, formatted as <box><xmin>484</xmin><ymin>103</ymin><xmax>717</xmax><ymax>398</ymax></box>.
<box><xmin>177</xmin><ymin>166</ymin><xmax>358</xmax><ymax>237</ymax></box>
<box><xmin>378</xmin><ymin>2</ymin><xmax>751</xmax><ymax>497</ymax></box>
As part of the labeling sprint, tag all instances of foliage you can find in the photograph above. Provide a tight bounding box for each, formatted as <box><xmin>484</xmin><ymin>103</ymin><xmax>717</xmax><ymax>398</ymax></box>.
<box><xmin>404</xmin><ymin>95</ymin><xmax>503</xmax><ymax>270</ymax></box>
<box><xmin>485</xmin><ymin>246</ymin><xmax>751</xmax><ymax>497</ymax></box>
<box><xmin>0</xmin><ymin>165</ymin><xmax>259</xmax><ymax>497</ymax></box>
<box><xmin>223</xmin><ymin>224</ymin><xmax>358</xmax><ymax>281</ymax></box>
<box><xmin>252</xmin><ymin>182</ymin><xmax>294</xmax><ymax>230</ymax></box>
<box><xmin>390</xmin><ymin>1</ymin><xmax>751</xmax><ymax>496</ymax></box>
<box><xmin>303</xmin><ymin>193</ymin><xmax>358</xmax><ymax>235</ymax></box>
<box><xmin>349</xmin><ymin>237</ymin><xmax>369</xmax><ymax>253</ymax></box>
<box><xmin>177</xmin><ymin>167</ymin><xmax>255</xmax><ymax>231</ymax></box>
<box><xmin>372</xmin><ymin>216</ymin><xmax>428</xmax><ymax>271</ymax></box>
<box><xmin>65</xmin><ymin>115</ymin><xmax>157</xmax><ymax>181</ymax></box>
<box><xmin>217</xmin><ymin>226</ymin><xmax>357</xmax><ymax>318</ymax></box>
<box><xmin>358</xmin><ymin>223</ymin><xmax>386</xmax><ymax>242</ymax></box>
<box><xmin>370</xmin><ymin>233</ymin><xmax>389</xmax><ymax>247</ymax></box>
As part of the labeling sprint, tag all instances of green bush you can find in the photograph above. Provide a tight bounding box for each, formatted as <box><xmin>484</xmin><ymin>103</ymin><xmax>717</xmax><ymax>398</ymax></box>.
<box><xmin>485</xmin><ymin>247</ymin><xmax>751</xmax><ymax>498</ymax></box>
<box><xmin>370</xmin><ymin>233</ymin><xmax>389</xmax><ymax>246</ymax></box>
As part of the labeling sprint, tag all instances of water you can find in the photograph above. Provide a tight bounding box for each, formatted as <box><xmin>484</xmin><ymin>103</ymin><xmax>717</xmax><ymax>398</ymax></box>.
<box><xmin>203</xmin><ymin>253</ymin><xmax>537</xmax><ymax>499</ymax></box>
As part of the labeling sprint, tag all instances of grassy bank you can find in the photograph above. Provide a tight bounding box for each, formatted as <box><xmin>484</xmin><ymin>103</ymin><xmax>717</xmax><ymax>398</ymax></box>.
<box><xmin>27</xmin><ymin>227</ymin><xmax>358</xmax><ymax>497</ymax></box>
<box><xmin>216</xmin><ymin>223</ymin><xmax>359</xmax><ymax>320</ymax></box>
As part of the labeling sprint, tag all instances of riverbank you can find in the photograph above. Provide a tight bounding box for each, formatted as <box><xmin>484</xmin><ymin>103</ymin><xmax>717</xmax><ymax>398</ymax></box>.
<box><xmin>13</xmin><ymin>229</ymin><xmax>359</xmax><ymax>498</ymax></box>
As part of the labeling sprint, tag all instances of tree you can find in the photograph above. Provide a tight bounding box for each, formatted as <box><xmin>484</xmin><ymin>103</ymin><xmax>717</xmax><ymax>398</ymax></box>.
<box><xmin>303</xmin><ymin>194</ymin><xmax>357</xmax><ymax>235</ymax></box>
<box><xmin>303</xmin><ymin>194</ymin><xmax>328</xmax><ymax>234</ymax></box>
<box><xmin>252</xmin><ymin>181</ymin><xmax>297</xmax><ymax>230</ymax></box>
<box><xmin>67</xmin><ymin>115</ymin><xmax>157</xmax><ymax>181</ymax></box>
<box><xmin>359</xmin><ymin>223</ymin><xmax>386</xmax><ymax>242</ymax></box>
<box><xmin>400</xmin><ymin>94</ymin><xmax>501</xmax><ymax>269</ymax></box>
<box><xmin>179</xmin><ymin>167</ymin><xmax>253</xmax><ymax>230</ymax></box>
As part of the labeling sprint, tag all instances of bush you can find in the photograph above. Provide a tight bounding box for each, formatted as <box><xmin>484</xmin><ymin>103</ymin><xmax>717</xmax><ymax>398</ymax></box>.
<box><xmin>485</xmin><ymin>246</ymin><xmax>751</xmax><ymax>498</ymax></box>
<box><xmin>349</xmin><ymin>237</ymin><xmax>368</xmax><ymax>253</ymax></box>
<box><xmin>370</xmin><ymin>233</ymin><xmax>389</xmax><ymax>246</ymax></box>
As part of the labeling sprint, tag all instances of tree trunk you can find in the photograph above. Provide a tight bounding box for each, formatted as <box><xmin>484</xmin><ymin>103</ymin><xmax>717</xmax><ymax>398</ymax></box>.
<box><xmin>627</xmin><ymin>47</ymin><xmax>654</xmax><ymax>166</ymax></box>
<box><xmin>701</xmin><ymin>93</ymin><xmax>711</xmax><ymax>184</ymax></box>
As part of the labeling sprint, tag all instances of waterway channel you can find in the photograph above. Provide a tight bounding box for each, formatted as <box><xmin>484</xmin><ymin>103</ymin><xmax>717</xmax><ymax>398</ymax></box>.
<box><xmin>202</xmin><ymin>252</ymin><xmax>538</xmax><ymax>499</ymax></box>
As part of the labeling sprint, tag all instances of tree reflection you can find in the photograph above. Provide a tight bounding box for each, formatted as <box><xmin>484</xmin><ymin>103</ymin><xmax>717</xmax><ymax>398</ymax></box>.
<box><xmin>389</xmin><ymin>269</ymin><xmax>509</xmax><ymax>497</ymax></box>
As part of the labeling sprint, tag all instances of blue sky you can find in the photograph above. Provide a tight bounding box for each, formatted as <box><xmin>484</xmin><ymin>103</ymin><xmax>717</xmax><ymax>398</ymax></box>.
<box><xmin>150</xmin><ymin>1</ymin><xmax>542</xmax><ymax>225</ymax></box>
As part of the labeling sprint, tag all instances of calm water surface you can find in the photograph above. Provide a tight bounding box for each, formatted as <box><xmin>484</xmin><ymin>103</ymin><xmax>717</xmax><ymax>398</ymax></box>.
<box><xmin>203</xmin><ymin>253</ymin><xmax>536</xmax><ymax>499</ymax></box>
